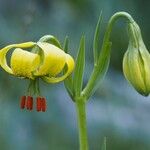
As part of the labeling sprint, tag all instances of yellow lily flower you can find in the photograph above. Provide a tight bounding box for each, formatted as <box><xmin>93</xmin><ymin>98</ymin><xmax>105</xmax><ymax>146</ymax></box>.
<box><xmin>0</xmin><ymin>41</ymin><xmax>74</xmax><ymax>81</ymax></box>
<box><xmin>0</xmin><ymin>40</ymin><xmax>75</xmax><ymax>112</ymax></box>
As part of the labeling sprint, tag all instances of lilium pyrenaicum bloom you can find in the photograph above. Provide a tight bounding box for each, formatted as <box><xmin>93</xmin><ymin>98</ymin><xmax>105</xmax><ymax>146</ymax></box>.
<box><xmin>0</xmin><ymin>38</ymin><xmax>74</xmax><ymax>112</ymax></box>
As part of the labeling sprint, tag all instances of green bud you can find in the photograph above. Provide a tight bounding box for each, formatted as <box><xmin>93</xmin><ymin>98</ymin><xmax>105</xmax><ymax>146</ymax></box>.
<box><xmin>123</xmin><ymin>21</ymin><xmax>150</xmax><ymax>96</ymax></box>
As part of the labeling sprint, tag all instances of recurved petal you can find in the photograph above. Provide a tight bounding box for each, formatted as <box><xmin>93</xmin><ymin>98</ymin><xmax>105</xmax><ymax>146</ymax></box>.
<box><xmin>0</xmin><ymin>42</ymin><xmax>36</xmax><ymax>74</ymax></box>
<box><xmin>34</xmin><ymin>42</ymin><xmax>66</xmax><ymax>76</ymax></box>
<box><xmin>42</xmin><ymin>53</ymin><xmax>75</xmax><ymax>83</ymax></box>
<box><xmin>11</xmin><ymin>48</ymin><xmax>40</xmax><ymax>79</ymax></box>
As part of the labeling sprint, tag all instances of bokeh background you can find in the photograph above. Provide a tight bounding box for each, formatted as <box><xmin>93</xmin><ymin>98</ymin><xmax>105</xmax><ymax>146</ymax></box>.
<box><xmin>0</xmin><ymin>0</ymin><xmax>150</xmax><ymax>150</ymax></box>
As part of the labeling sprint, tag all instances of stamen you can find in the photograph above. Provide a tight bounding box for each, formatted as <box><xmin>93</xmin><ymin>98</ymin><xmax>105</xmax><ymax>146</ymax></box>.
<box><xmin>41</xmin><ymin>97</ymin><xmax>46</xmax><ymax>112</ymax></box>
<box><xmin>26</xmin><ymin>96</ymin><xmax>33</xmax><ymax>110</ymax></box>
<box><xmin>20</xmin><ymin>96</ymin><xmax>26</xmax><ymax>109</ymax></box>
<box><xmin>36</xmin><ymin>97</ymin><xmax>41</xmax><ymax>112</ymax></box>
<box><xmin>29</xmin><ymin>97</ymin><xmax>33</xmax><ymax>110</ymax></box>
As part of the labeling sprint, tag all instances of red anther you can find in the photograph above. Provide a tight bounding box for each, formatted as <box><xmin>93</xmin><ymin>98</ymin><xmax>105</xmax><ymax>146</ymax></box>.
<box><xmin>20</xmin><ymin>96</ymin><xmax>26</xmax><ymax>109</ymax></box>
<box><xmin>29</xmin><ymin>97</ymin><xmax>33</xmax><ymax>110</ymax></box>
<box><xmin>36</xmin><ymin>97</ymin><xmax>42</xmax><ymax>112</ymax></box>
<box><xmin>26</xmin><ymin>96</ymin><xmax>32</xmax><ymax>110</ymax></box>
<box><xmin>41</xmin><ymin>97</ymin><xmax>46</xmax><ymax>112</ymax></box>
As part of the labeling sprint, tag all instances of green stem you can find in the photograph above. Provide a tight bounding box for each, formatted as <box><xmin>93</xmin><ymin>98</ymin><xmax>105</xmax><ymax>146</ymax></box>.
<box><xmin>101</xmin><ymin>12</ymin><xmax>134</xmax><ymax>48</ymax></box>
<box><xmin>75</xmin><ymin>98</ymin><xmax>88</xmax><ymax>150</ymax></box>
<box><xmin>72</xmin><ymin>12</ymin><xmax>136</xmax><ymax>150</ymax></box>
<box><xmin>82</xmin><ymin>12</ymin><xmax>135</xmax><ymax>99</ymax></box>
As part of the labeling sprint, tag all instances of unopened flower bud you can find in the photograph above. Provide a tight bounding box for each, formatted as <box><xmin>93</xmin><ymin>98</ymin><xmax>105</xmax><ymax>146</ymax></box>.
<box><xmin>123</xmin><ymin>22</ymin><xmax>150</xmax><ymax>96</ymax></box>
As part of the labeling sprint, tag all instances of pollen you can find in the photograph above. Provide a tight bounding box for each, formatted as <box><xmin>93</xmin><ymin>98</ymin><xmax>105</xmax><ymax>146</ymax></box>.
<box><xmin>20</xmin><ymin>96</ymin><xmax>26</xmax><ymax>109</ymax></box>
<box><xmin>41</xmin><ymin>97</ymin><xmax>46</xmax><ymax>112</ymax></box>
<box><xmin>36</xmin><ymin>97</ymin><xmax>41</xmax><ymax>112</ymax></box>
<box><xmin>20</xmin><ymin>95</ymin><xmax>46</xmax><ymax>112</ymax></box>
<box><xmin>36</xmin><ymin>97</ymin><xmax>47</xmax><ymax>112</ymax></box>
<box><xmin>26</xmin><ymin>96</ymin><xmax>33</xmax><ymax>110</ymax></box>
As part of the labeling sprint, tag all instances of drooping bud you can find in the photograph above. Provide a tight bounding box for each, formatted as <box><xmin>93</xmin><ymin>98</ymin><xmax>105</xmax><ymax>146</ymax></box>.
<box><xmin>123</xmin><ymin>21</ymin><xmax>150</xmax><ymax>96</ymax></box>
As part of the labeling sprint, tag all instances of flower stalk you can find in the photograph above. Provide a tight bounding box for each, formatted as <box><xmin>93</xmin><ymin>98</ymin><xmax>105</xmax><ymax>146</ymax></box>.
<box><xmin>82</xmin><ymin>12</ymin><xmax>135</xmax><ymax>100</ymax></box>
<box><xmin>64</xmin><ymin>12</ymin><xmax>149</xmax><ymax>150</ymax></box>
<box><xmin>76</xmin><ymin>98</ymin><xmax>88</xmax><ymax>150</ymax></box>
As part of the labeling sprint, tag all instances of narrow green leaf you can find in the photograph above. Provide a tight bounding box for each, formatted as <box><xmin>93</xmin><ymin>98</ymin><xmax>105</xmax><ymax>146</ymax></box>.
<box><xmin>73</xmin><ymin>36</ymin><xmax>85</xmax><ymax>97</ymax></box>
<box><xmin>91</xmin><ymin>42</ymin><xmax>112</xmax><ymax>97</ymax></box>
<box><xmin>82</xmin><ymin>41</ymin><xmax>111</xmax><ymax>99</ymax></box>
<box><xmin>63</xmin><ymin>36</ymin><xmax>69</xmax><ymax>53</ymax></box>
<box><xmin>101</xmin><ymin>137</ymin><xmax>107</xmax><ymax>150</ymax></box>
<box><xmin>63</xmin><ymin>36</ymin><xmax>74</xmax><ymax>100</ymax></box>
<box><xmin>93</xmin><ymin>11</ymin><xmax>103</xmax><ymax>65</ymax></box>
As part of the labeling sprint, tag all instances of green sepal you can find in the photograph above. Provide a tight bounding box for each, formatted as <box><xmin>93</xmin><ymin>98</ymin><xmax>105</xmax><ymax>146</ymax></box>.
<box><xmin>93</xmin><ymin>12</ymin><xmax>102</xmax><ymax>65</ymax></box>
<box><xmin>73</xmin><ymin>36</ymin><xmax>85</xmax><ymax>97</ymax></box>
<box><xmin>39</xmin><ymin>35</ymin><xmax>62</xmax><ymax>48</ymax></box>
<box><xmin>63</xmin><ymin>36</ymin><xmax>74</xmax><ymax>101</ymax></box>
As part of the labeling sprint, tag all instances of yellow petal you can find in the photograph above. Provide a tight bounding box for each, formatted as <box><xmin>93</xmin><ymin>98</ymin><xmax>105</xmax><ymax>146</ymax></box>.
<box><xmin>34</xmin><ymin>42</ymin><xmax>66</xmax><ymax>76</ymax></box>
<box><xmin>42</xmin><ymin>54</ymin><xmax>75</xmax><ymax>83</ymax></box>
<box><xmin>11</xmin><ymin>48</ymin><xmax>40</xmax><ymax>79</ymax></box>
<box><xmin>0</xmin><ymin>42</ymin><xmax>35</xmax><ymax>74</ymax></box>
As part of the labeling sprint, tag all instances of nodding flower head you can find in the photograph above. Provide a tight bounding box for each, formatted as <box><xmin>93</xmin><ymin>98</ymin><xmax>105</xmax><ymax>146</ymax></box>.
<box><xmin>123</xmin><ymin>22</ymin><xmax>150</xmax><ymax>96</ymax></box>
<box><xmin>0</xmin><ymin>35</ymin><xmax>75</xmax><ymax>112</ymax></box>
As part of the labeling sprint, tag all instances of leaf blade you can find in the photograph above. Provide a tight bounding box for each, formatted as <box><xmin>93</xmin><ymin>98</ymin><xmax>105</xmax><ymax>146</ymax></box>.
<box><xmin>93</xmin><ymin>12</ymin><xmax>103</xmax><ymax>65</ymax></box>
<box><xmin>73</xmin><ymin>36</ymin><xmax>85</xmax><ymax>97</ymax></box>
<box><xmin>82</xmin><ymin>42</ymin><xmax>111</xmax><ymax>99</ymax></box>
<box><xmin>63</xmin><ymin>36</ymin><xmax>74</xmax><ymax>100</ymax></box>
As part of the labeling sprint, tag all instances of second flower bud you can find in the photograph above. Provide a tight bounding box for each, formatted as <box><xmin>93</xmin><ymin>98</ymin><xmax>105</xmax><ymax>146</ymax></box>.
<box><xmin>123</xmin><ymin>22</ymin><xmax>150</xmax><ymax>96</ymax></box>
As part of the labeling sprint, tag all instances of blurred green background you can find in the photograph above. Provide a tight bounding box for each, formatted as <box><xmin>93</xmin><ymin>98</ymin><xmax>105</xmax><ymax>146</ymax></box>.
<box><xmin>0</xmin><ymin>0</ymin><xmax>150</xmax><ymax>150</ymax></box>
